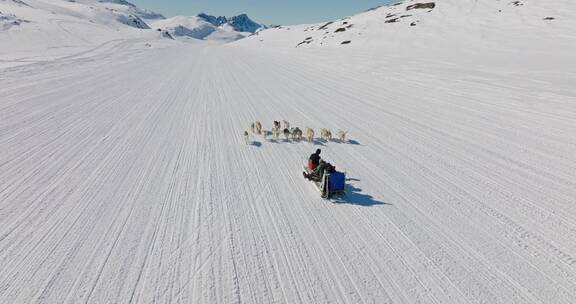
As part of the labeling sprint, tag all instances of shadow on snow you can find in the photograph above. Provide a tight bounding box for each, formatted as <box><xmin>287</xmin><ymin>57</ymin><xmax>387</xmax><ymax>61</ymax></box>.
<box><xmin>252</xmin><ymin>138</ymin><xmax>359</xmax><ymax>146</ymax></box>
<box><xmin>333</xmin><ymin>184</ymin><xmax>390</xmax><ymax>207</ymax></box>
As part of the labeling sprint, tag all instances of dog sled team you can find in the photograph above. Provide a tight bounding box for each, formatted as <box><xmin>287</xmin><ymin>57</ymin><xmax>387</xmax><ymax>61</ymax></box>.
<box><xmin>244</xmin><ymin>120</ymin><xmax>348</xmax><ymax>145</ymax></box>
<box><xmin>243</xmin><ymin>122</ymin><xmax>348</xmax><ymax>199</ymax></box>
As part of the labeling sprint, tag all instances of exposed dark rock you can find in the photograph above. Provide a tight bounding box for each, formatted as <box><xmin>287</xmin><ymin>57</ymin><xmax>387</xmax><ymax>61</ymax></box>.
<box><xmin>296</xmin><ymin>39</ymin><xmax>313</xmax><ymax>47</ymax></box>
<box><xmin>406</xmin><ymin>3</ymin><xmax>436</xmax><ymax>10</ymax></box>
<box><xmin>317</xmin><ymin>21</ymin><xmax>333</xmax><ymax>30</ymax></box>
<box><xmin>228</xmin><ymin>14</ymin><xmax>264</xmax><ymax>33</ymax></box>
<box><xmin>341</xmin><ymin>40</ymin><xmax>351</xmax><ymax>45</ymax></box>
<box><xmin>335</xmin><ymin>27</ymin><xmax>346</xmax><ymax>33</ymax></box>
<box><xmin>543</xmin><ymin>17</ymin><xmax>555</xmax><ymax>20</ymax></box>
<box><xmin>162</xmin><ymin>31</ymin><xmax>174</xmax><ymax>39</ymax></box>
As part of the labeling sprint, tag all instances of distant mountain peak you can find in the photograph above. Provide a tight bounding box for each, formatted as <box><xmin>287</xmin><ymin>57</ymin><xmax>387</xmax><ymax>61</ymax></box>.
<box><xmin>197</xmin><ymin>13</ymin><xmax>227</xmax><ymax>27</ymax></box>
<box><xmin>197</xmin><ymin>12</ymin><xmax>264</xmax><ymax>33</ymax></box>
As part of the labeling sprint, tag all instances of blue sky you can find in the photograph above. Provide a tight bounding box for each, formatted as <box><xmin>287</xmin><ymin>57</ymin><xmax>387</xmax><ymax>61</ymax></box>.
<box><xmin>130</xmin><ymin>0</ymin><xmax>397</xmax><ymax>25</ymax></box>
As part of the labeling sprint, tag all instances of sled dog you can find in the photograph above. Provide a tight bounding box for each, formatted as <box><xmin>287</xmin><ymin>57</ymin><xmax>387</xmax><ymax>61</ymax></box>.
<box><xmin>283</xmin><ymin>128</ymin><xmax>291</xmax><ymax>140</ymax></box>
<box><xmin>291</xmin><ymin>127</ymin><xmax>303</xmax><ymax>140</ymax></box>
<box><xmin>243</xmin><ymin>131</ymin><xmax>250</xmax><ymax>145</ymax></box>
<box><xmin>320</xmin><ymin>128</ymin><xmax>332</xmax><ymax>141</ymax></box>
<box><xmin>337</xmin><ymin>130</ymin><xmax>348</xmax><ymax>142</ymax></box>
<box><xmin>272</xmin><ymin>121</ymin><xmax>281</xmax><ymax>139</ymax></box>
<box><xmin>305</xmin><ymin>127</ymin><xmax>314</xmax><ymax>142</ymax></box>
<box><xmin>255</xmin><ymin>121</ymin><xmax>262</xmax><ymax>134</ymax></box>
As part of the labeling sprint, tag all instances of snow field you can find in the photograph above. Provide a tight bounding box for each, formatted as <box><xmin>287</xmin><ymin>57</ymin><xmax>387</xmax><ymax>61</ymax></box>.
<box><xmin>1</xmin><ymin>38</ymin><xmax>576</xmax><ymax>302</ymax></box>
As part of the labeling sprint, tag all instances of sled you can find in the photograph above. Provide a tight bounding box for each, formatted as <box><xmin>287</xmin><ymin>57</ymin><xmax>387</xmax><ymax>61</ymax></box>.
<box><xmin>303</xmin><ymin>166</ymin><xmax>346</xmax><ymax>199</ymax></box>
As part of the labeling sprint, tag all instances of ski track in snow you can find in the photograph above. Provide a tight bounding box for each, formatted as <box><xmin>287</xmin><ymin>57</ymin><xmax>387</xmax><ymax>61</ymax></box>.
<box><xmin>1</xmin><ymin>40</ymin><xmax>576</xmax><ymax>303</ymax></box>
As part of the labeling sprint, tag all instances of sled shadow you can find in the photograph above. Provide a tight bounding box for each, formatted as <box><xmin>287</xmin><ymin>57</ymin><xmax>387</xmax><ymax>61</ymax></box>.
<box><xmin>250</xmin><ymin>141</ymin><xmax>262</xmax><ymax>147</ymax></box>
<box><xmin>334</xmin><ymin>184</ymin><xmax>390</xmax><ymax>207</ymax></box>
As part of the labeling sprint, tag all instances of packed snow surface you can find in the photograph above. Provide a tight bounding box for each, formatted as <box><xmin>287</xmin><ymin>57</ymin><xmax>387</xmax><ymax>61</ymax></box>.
<box><xmin>1</xmin><ymin>0</ymin><xmax>576</xmax><ymax>303</ymax></box>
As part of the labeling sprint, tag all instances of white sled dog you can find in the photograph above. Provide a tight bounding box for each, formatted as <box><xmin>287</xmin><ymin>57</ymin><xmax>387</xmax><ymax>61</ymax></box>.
<box><xmin>320</xmin><ymin>128</ymin><xmax>332</xmax><ymax>141</ymax></box>
<box><xmin>250</xmin><ymin>123</ymin><xmax>256</xmax><ymax>134</ymax></box>
<box><xmin>243</xmin><ymin>131</ymin><xmax>250</xmax><ymax>144</ymax></box>
<box><xmin>337</xmin><ymin>130</ymin><xmax>348</xmax><ymax>142</ymax></box>
<box><xmin>272</xmin><ymin>121</ymin><xmax>282</xmax><ymax>139</ymax></box>
<box><xmin>272</xmin><ymin>128</ymin><xmax>281</xmax><ymax>139</ymax></box>
<box><xmin>305</xmin><ymin>127</ymin><xmax>314</xmax><ymax>142</ymax></box>
<box><xmin>255</xmin><ymin>121</ymin><xmax>262</xmax><ymax>134</ymax></box>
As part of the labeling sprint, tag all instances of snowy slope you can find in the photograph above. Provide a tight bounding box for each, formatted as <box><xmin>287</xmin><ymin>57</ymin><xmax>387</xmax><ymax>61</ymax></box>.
<box><xmin>1</xmin><ymin>0</ymin><xmax>576</xmax><ymax>303</ymax></box>
<box><xmin>0</xmin><ymin>0</ymin><xmax>166</xmax><ymax>66</ymax></box>
<box><xmin>243</xmin><ymin>0</ymin><xmax>573</xmax><ymax>53</ymax></box>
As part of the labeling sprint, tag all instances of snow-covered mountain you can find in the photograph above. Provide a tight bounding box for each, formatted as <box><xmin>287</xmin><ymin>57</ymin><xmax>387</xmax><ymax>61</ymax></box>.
<box><xmin>151</xmin><ymin>13</ymin><xmax>265</xmax><ymax>41</ymax></box>
<box><xmin>96</xmin><ymin>0</ymin><xmax>165</xmax><ymax>21</ymax></box>
<box><xmin>241</xmin><ymin>0</ymin><xmax>572</xmax><ymax>55</ymax></box>
<box><xmin>0</xmin><ymin>0</ymin><xmax>166</xmax><ymax>61</ymax></box>
<box><xmin>198</xmin><ymin>12</ymin><xmax>265</xmax><ymax>33</ymax></box>
<box><xmin>0</xmin><ymin>0</ymin><xmax>266</xmax><ymax>63</ymax></box>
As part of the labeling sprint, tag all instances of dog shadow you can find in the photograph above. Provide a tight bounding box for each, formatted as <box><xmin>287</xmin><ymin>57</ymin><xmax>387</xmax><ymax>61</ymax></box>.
<box><xmin>312</xmin><ymin>139</ymin><xmax>326</xmax><ymax>146</ymax></box>
<box><xmin>250</xmin><ymin>141</ymin><xmax>262</xmax><ymax>147</ymax></box>
<box><xmin>346</xmin><ymin>139</ymin><xmax>361</xmax><ymax>145</ymax></box>
<box><xmin>334</xmin><ymin>184</ymin><xmax>390</xmax><ymax>207</ymax></box>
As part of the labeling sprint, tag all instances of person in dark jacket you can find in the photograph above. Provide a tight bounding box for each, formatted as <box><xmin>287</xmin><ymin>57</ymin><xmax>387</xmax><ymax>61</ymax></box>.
<box><xmin>308</xmin><ymin>149</ymin><xmax>321</xmax><ymax>170</ymax></box>
<box><xmin>304</xmin><ymin>160</ymin><xmax>335</xmax><ymax>182</ymax></box>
